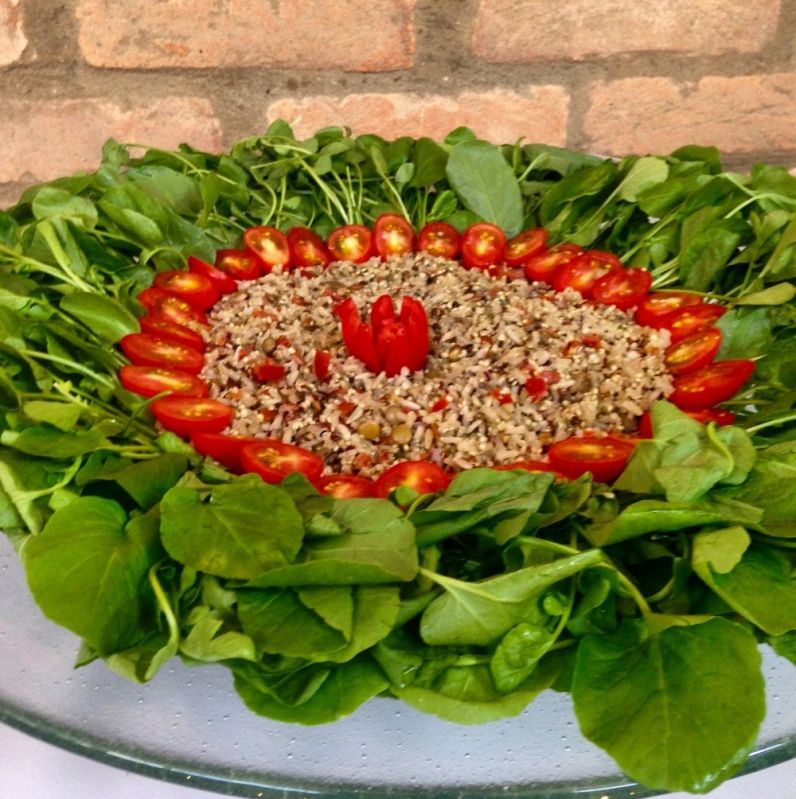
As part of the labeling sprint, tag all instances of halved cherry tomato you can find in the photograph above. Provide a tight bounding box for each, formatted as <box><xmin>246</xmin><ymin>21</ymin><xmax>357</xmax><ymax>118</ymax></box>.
<box><xmin>373</xmin><ymin>213</ymin><xmax>415</xmax><ymax>258</ymax></box>
<box><xmin>634</xmin><ymin>292</ymin><xmax>702</xmax><ymax>328</ymax></box>
<box><xmin>119</xmin><ymin>365</ymin><xmax>208</xmax><ymax>399</ymax></box>
<box><xmin>504</xmin><ymin>228</ymin><xmax>547</xmax><ymax>267</ymax></box>
<box><xmin>461</xmin><ymin>222</ymin><xmax>506</xmax><ymax>269</ymax></box>
<box><xmin>315</xmin><ymin>474</ymin><xmax>375</xmax><ymax>498</ymax></box>
<box><xmin>240</xmin><ymin>440</ymin><xmax>324</xmax><ymax>484</ymax></box>
<box><xmin>119</xmin><ymin>333</ymin><xmax>204</xmax><ymax>374</ymax></box>
<box><xmin>493</xmin><ymin>460</ymin><xmax>563</xmax><ymax>478</ymax></box>
<box><xmin>552</xmin><ymin>250</ymin><xmax>622</xmax><ymax>297</ymax></box>
<box><xmin>139</xmin><ymin>314</ymin><xmax>207</xmax><ymax>351</ymax></box>
<box><xmin>548</xmin><ymin>435</ymin><xmax>636</xmax><ymax>483</ymax></box>
<box><xmin>592</xmin><ymin>267</ymin><xmax>653</xmax><ymax>310</ymax></box>
<box><xmin>150</xmin><ymin>397</ymin><xmax>233</xmax><ymax>439</ymax></box>
<box><xmin>287</xmin><ymin>227</ymin><xmax>331</xmax><ymax>268</ymax></box>
<box><xmin>660</xmin><ymin>303</ymin><xmax>727</xmax><ymax>343</ymax></box>
<box><xmin>417</xmin><ymin>221</ymin><xmax>461</xmax><ymax>260</ymax></box>
<box><xmin>244</xmin><ymin>226</ymin><xmax>291</xmax><ymax>273</ymax></box>
<box><xmin>327</xmin><ymin>224</ymin><xmax>373</xmax><ymax>264</ymax></box>
<box><xmin>137</xmin><ymin>288</ymin><xmax>208</xmax><ymax>328</ymax></box>
<box><xmin>250</xmin><ymin>357</ymin><xmax>286</xmax><ymax>383</ymax></box>
<box><xmin>215</xmin><ymin>249</ymin><xmax>262</xmax><ymax>281</ymax></box>
<box><xmin>153</xmin><ymin>270</ymin><xmax>219</xmax><ymax>311</ymax></box>
<box><xmin>638</xmin><ymin>407</ymin><xmax>736</xmax><ymax>438</ymax></box>
<box><xmin>524</xmin><ymin>243</ymin><xmax>583</xmax><ymax>283</ymax></box>
<box><xmin>374</xmin><ymin>460</ymin><xmax>451</xmax><ymax>497</ymax></box>
<box><xmin>188</xmin><ymin>256</ymin><xmax>237</xmax><ymax>294</ymax></box>
<box><xmin>314</xmin><ymin>350</ymin><xmax>331</xmax><ymax>381</ymax></box>
<box><xmin>663</xmin><ymin>327</ymin><xmax>722</xmax><ymax>374</ymax></box>
<box><xmin>668</xmin><ymin>359</ymin><xmax>755</xmax><ymax>409</ymax></box>
<box><xmin>191</xmin><ymin>432</ymin><xmax>260</xmax><ymax>473</ymax></box>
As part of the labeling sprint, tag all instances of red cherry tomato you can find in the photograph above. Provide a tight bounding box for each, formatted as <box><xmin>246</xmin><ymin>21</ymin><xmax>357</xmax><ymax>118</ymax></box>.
<box><xmin>119</xmin><ymin>333</ymin><xmax>204</xmax><ymax>374</ymax></box>
<box><xmin>327</xmin><ymin>225</ymin><xmax>373</xmax><ymax>264</ymax></box>
<box><xmin>373</xmin><ymin>213</ymin><xmax>415</xmax><ymax>258</ymax></box>
<box><xmin>153</xmin><ymin>270</ymin><xmax>219</xmax><ymax>311</ymax></box>
<box><xmin>524</xmin><ymin>243</ymin><xmax>583</xmax><ymax>283</ymax></box>
<box><xmin>188</xmin><ymin>256</ymin><xmax>237</xmax><ymax>295</ymax></box>
<box><xmin>287</xmin><ymin>227</ymin><xmax>331</xmax><ymax>268</ymax></box>
<box><xmin>244</xmin><ymin>226</ymin><xmax>291</xmax><ymax>273</ymax></box>
<box><xmin>638</xmin><ymin>407</ymin><xmax>736</xmax><ymax>438</ymax></box>
<box><xmin>315</xmin><ymin>474</ymin><xmax>375</xmax><ymax>499</ymax></box>
<box><xmin>547</xmin><ymin>435</ymin><xmax>636</xmax><ymax>483</ymax></box>
<box><xmin>374</xmin><ymin>460</ymin><xmax>451</xmax><ymax>497</ymax></box>
<box><xmin>417</xmin><ymin>221</ymin><xmax>461</xmax><ymax>260</ymax></box>
<box><xmin>660</xmin><ymin>303</ymin><xmax>727</xmax><ymax>343</ymax></box>
<box><xmin>139</xmin><ymin>314</ymin><xmax>207</xmax><ymax>352</ymax></box>
<box><xmin>668</xmin><ymin>360</ymin><xmax>755</xmax><ymax>409</ymax></box>
<box><xmin>503</xmin><ymin>228</ymin><xmax>547</xmax><ymax>267</ymax></box>
<box><xmin>250</xmin><ymin>357</ymin><xmax>286</xmax><ymax>383</ymax></box>
<box><xmin>460</xmin><ymin>222</ymin><xmax>506</xmax><ymax>269</ymax></box>
<box><xmin>552</xmin><ymin>250</ymin><xmax>622</xmax><ymax>298</ymax></box>
<box><xmin>137</xmin><ymin>288</ymin><xmax>208</xmax><ymax>328</ymax></box>
<box><xmin>119</xmin><ymin>365</ymin><xmax>208</xmax><ymax>399</ymax></box>
<box><xmin>314</xmin><ymin>350</ymin><xmax>331</xmax><ymax>381</ymax></box>
<box><xmin>634</xmin><ymin>292</ymin><xmax>702</xmax><ymax>328</ymax></box>
<box><xmin>663</xmin><ymin>327</ymin><xmax>722</xmax><ymax>374</ymax></box>
<box><xmin>592</xmin><ymin>267</ymin><xmax>653</xmax><ymax>310</ymax></box>
<box><xmin>240</xmin><ymin>440</ymin><xmax>324</xmax><ymax>484</ymax></box>
<box><xmin>214</xmin><ymin>249</ymin><xmax>262</xmax><ymax>281</ymax></box>
<box><xmin>150</xmin><ymin>397</ymin><xmax>233</xmax><ymax>439</ymax></box>
<box><xmin>190</xmin><ymin>432</ymin><xmax>260</xmax><ymax>473</ymax></box>
<box><xmin>493</xmin><ymin>460</ymin><xmax>563</xmax><ymax>478</ymax></box>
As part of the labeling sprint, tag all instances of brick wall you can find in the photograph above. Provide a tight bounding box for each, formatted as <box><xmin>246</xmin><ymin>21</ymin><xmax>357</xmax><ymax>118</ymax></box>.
<box><xmin>2</xmin><ymin>0</ymin><xmax>795</xmax><ymax>206</ymax></box>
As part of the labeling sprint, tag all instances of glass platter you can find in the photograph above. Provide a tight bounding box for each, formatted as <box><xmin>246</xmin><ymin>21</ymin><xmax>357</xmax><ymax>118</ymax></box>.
<box><xmin>1</xmin><ymin>532</ymin><xmax>795</xmax><ymax>799</ymax></box>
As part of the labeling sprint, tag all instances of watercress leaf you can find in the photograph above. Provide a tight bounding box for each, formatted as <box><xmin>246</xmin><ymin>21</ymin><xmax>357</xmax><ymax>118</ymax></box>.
<box><xmin>734</xmin><ymin>282</ymin><xmax>796</xmax><ymax>306</ymax></box>
<box><xmin>446</xmin><ymin>140</ymin><xmax>524</xmax><ymax>236</ymax></box>
<box><xmin>769</xmin><ymin>631</ymin><xmax>796</xmax><ymax>665</ymax></box>
<box><xmin>572</xmin><ymin>617</ymin><xmax>765</xmax><ymax>793</ymax></box>
<box><xmin>125</xmin><ymin>165</ymin><xmax>203</xmax><ymax>215</ymax></box>
<box><xmin>1</xmin><ymin>425</ymin><xmax>111</xmax><ymax>458</ymax></box>
<box><xmin>489</xmin><ymin>621</ymin><xmax>557</xmax><ymax>693</ymax></box>
<box><xmin>296</xmin><ymin>585</ymin><xmax>355</xmax><ymax>639</ymax></box>
<box><xmin>22</xmin><ymin>400</ymin><xmax>81</xmax><ymax>431</ymax></box>
<box><xmin>180</xmin><ymin>608</ymin><xmax>258</xmax><ymax>663</ymax></box>
<box><xmin>539</xmin><ymin>160</ymin><xmax>616</xmax><ymax>228</ymax></box>
<box><xmin>234</xmin><ymin>655</ymin><xmax>388</xmax><ymax>724</ymax></box>
<box><xmin>99</xmin><ymin>200</ymin><xmax>164</xmax><ymax>246</ymax></box>
<box><xmin>615</xmin><ymin>157</ymin><xmax>669</xmax><ymax>203</ymax></box>
<box><xmin>409</xmin><ymin>137</ymin><xmax>448</xmax><ymax>187</ymax></box>
<box><xmin>22</xmin><ymin>498</ymin><xmax>161</xmax><ymax>654</ymax></box>
<box><xmin>159</xmin><ymin>475</ymin><xmax>304</xmax><ymax>580</ymax></box>
<box><xmin>725</xmin><ymin>455</ymin><xmax>796</xmax><ymax>537</ymax></box>
<box><xmin>105</xmin><ymin>630</ymin><xmax>178</xmax><ymax>684</ymax></box>
<box><xmin>678</xmin><ymin>218</ymin><xmax>747</xmax><ymax>291</ymax></box>
<box><xmin>31</xmin><ymin>186</ymin><xmax>98</xmax><ymax>227</ymax></box>
<box><xmin>690</xmin><ymin>525</ymin><xmax>751</xmax><ymax>574</ymax></box>
<box><xmin>100</xmin><ymin>453</ymin><xmax>189</xmax><ymax>511</ymax></box>
<box><xmin>692</xmin><ymin>539</ymin><xmax>796</xmax><ymax>635</ymax></box>
<box><xmin>59</xmin><ymin>292</ymin><xmax>140</xmax><ymax>344</ymax></box>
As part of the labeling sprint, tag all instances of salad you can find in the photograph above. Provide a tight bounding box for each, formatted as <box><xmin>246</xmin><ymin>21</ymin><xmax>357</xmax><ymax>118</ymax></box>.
<box><xmin>0</xmin><ymin>123</ymin><xmax>795</xmax><ymax>795</ymax></box>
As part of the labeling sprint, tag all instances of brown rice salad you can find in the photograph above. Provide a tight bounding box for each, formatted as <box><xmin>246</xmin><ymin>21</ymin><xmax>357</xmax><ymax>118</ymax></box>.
<box><xmin>201</xmin><ymin>253</ymin><xmax>672</xmax><ymax>477</ymax></box>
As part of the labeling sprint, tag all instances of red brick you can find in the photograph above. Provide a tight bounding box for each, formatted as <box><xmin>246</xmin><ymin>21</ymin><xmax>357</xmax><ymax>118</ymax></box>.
<box><xmin>0</xmin><ymin>97</ymin><xmax>222</xmax><ymax>183</ymax></box>
<box><xmin>584</xmin><ymin>75</ymin><xmax>796</xmax><ymax>157</ymax></box>
<box><xmin>0</xmin><ymin>0</ymin><xmax>27</xmax><ymax>65</ymax></box>
<box><xmin>76</xmin><ymin>0</ymin><xmax>415</xmax><ymax>71</ymax></box>
<box><xmin>266</xmin><ymin>88</ymin><xmax>570</xmax><ymax>145</ymax></box>
<box><xmin>473</xmin><ymin>0</ymin><xmax>780</xmax><ymax>61</ymax></box>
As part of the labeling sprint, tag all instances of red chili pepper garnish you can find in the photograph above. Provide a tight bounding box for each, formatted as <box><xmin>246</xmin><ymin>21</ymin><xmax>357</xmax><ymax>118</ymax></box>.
<box><xmin>314</xmin><ymin>350</ymin><xmax>331</xmax><ymax>381</ymax></box>
<box><xmin>335</xmin><ymin>294</ymin><xmax>429</xmax><ymax>377</ymax></box>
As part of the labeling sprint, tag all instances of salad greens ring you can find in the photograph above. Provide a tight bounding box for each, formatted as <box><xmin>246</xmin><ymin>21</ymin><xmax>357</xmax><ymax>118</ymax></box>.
<box><xmin>1</xmin><ymin>122</ymin><xmax>796</xmax><ymax>795</ymax></box>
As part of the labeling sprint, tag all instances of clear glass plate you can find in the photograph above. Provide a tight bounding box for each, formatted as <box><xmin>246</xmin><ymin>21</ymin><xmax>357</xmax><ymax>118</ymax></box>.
<box><xmin>1</xmin><ymin>532</ymin><xmax>794</xmax><ymax>799</ymax></box>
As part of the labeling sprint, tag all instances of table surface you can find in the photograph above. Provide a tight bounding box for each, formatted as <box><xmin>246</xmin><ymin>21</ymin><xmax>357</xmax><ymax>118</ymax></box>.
<box><xmin>2</xmin><ymin>721</ymin><xmax>795</xmax><ymax>799</ymax></box>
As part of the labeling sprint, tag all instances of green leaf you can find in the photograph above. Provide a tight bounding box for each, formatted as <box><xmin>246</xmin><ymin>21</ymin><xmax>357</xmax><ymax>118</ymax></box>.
<box><xmin>180</xmin><ymin>608</ymin><xmax>257</xmax><ymax>663</ymax></box>
<box><xmin>409</xmin><ymin>137</ymin><xmax>448</xmax><ymax>187</ymax></box>
<box><xmin>734</xmin><ymin>282</ymin><xmax>796</xmax><ymax>306</ymax></box>
<box><xmin>572</xmin><ymin>618</ymin><xmax>765</xmax><ymax>793</ymax></box>
<box><xmin>22</xmin><ymin>498</ymin><xmax>161</xmax><ymax>654</ymax></box>
<box><xmin>60</xmin><ymin>292</ymin><xmax>140</xmax><ymax>343</ymax></box>
<box><xmin>716</xmin><ymin>307</ymin><xmax>773</xmax><ymax>359</ymax></box>
<box><xmin>690</xmin><ymin>525</ymin><xmax>751</xmax><ymax>574</ymax></box>
<box><xmin>160</xmin><ymin>475</ymin><xmax>304</xmax><ymax>580</ymax></box>
<box><xmin>445</xmin><ymin>140</ymin><xmax>524</xmax><ymax>236</ymax></box>
<box><xmin>615</xmin><ymin>157</ymin><xmax>669</xmax><ymax>203</ymax></box>
<box><xmin>22</xmin><ymin>400</ymin><xmax>81</xmax><ymax>432</ymax></box>
<box><xmin>1</xmin><ymin>426</ymin><xmax>111</xmax><ymax>458</ymax></box>
<box><xmin>31</xmin><ymin>186</ymin><xmax>98</xmax><ymax>227</ymax></box>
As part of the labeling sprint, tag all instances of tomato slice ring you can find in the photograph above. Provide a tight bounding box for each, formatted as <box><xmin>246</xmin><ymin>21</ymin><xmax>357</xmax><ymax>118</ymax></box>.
<box><xmin>638</xmin><ymin>407</ymin><xmax>736</xmax><ymax>437</ymax></box>
<box><xmin>417</xmin><ymin>221</ymin><xmax>461</xmax><ymax>260</ymax></box>
<box><xmin>663</xmin><ymin>327</ymin><xmax>722</xmax><ymax>374</ymax></box>
<box><xmin>120</xmin><ymin>333</ymin><xmax>205</xmax><ymax>374</ymax></box>
<box><xmin>139</xmin><ymin>314</ymin><xmax>207</xmax><ymax>351</ymax></box>
<box><xmin>592</xmin><ymin>267</ymin><xmax>653</xmax><ymax>310</ymax></box>
<box><xmin>552</xmin><ymin>250</ymin><xmax>622</xmax><ymax>298</ymax></box>
<box><xmin>547</xmin><ymin>435</ymin><xmax>636</xmax><ymax>483</ymax></box>
<box><xmin>660</xmin><ymin>303</ymin><xmax>727</xmax><ymax>343</ymax></box>
<box><xmin>634</xmin><ymin>291</ymin><xmax>702</xmax><ymax>328</ymax></box>
<box><xmin>373</xmin><ymin>213</ymin><xmax>415</xmax><ymax>258</ymax></box>
<box><xmin>315</xmin><ymin>474</ymin><xmax>375</xmax><ymax>498</ymax></box>
<box><xmin>240</xmin><ymin>440</ymin><xmax>324</xmax><ymax>484</ymax></box>
<box><xmin>461</xmin><ymin>222</ymin><xmax>506</xmax><ymax>269</ymax></box>
<box><xmin>374</xmin><ymin>460</ymin><xmax>451</xmax><ymax>497</ymax></box>
<box><xmin>150</xmin><ymin>397</ymin><xmax>233</xmax><ymax>439</ymax></box>
<box><xmin>669</xmin><ymin>359</ymin><xmax>755</xmax><ymax>408</ymax></box>
<box><xmin>191</xmin><ymin>432</ymin><xmax>260</xmax><ymax>473</ymax></box>
<box><xmin>153</xmin><ymin>270</ymin><xmax>220</xmax><ymax>311</ymax></box>
<box><xmin>188</xmin><ymin>256</ymin><xmax>238</xmax><ymax>295</ymax></box>
<box><xmin>244</xmin><ymin>226</ymin><xmax>291</xmax><ymax>273</ymax></box>
<box><xmin>493</xmin><ymin>460</ymin><xmax>564</xmax><ymax>478</ymax></box>
<box><xmin>504</xmin><ymin>228</ymin><xmax>547</xmax><ymax>267</ymax></box>
<box><xmin>327</xmin><ymin>225</ymin><xmax>373</xmax><ymax>264</ymax></box>
<box><xmin>119</xmin><ymin>365</ymin><xmax>208</xmax><ymax>399</ymax></box>
<box><xmin>287</xmin><ymin>227</ymin><xmax>331</xmax><ymax>268</ymax></box>
<box><xmin>215</xmin><ymin>249</ymin><xmax>262</xmax><ymax>281</ymax></box>
<box><xmin>137</xmin><ymin>288</ymin><xmax>208</xmax><ymax>328</ymax></box>
<box><xmin>524</xmin><ymin>243</ymin><xmax>583</xmax><ymax>283</ymax></box>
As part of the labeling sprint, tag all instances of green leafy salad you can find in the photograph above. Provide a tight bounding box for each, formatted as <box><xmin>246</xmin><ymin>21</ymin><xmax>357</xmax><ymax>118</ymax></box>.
<box><xmin>1</xmin><ymin>122</ymin><xmax>796</xmax><ymax>794</ymax></box>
